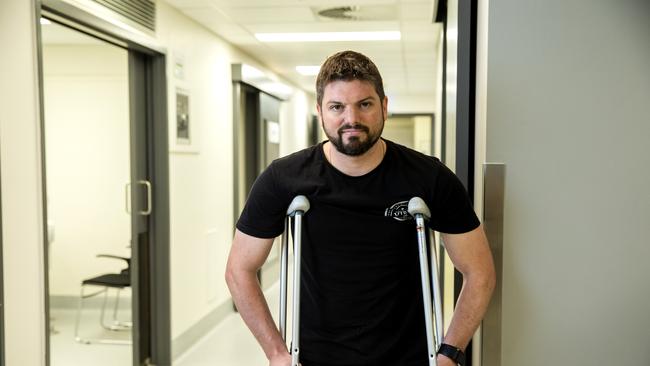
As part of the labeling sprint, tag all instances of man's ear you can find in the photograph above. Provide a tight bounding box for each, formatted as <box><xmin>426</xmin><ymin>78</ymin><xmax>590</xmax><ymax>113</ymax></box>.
<box><xmin>382</xmin><ymin>96</ymin><xmax>388</xmax><ymax>121</ymax></box>
<box><xmin>316</xmin><ymin>103</ymin><xmax>323</xmax><ymax>122</ymax></box>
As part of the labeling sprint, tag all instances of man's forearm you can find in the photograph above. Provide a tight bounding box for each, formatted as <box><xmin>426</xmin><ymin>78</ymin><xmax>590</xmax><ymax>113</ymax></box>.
<box><xmin>226</xmin><ymin>269</ymin><xmax>288</xmax><ymax>360</ymax></box>
<box><xmin>441</xmin><ymin>271</ymin><xmax>495</xmax><ymax>351</ymax></box>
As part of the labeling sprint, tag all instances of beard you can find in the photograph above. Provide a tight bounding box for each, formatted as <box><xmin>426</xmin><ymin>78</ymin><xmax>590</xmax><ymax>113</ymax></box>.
<box><xmin>323</xmin><ymin>118</ymin><xmax>385</xmax><ymax>156</ymax></box>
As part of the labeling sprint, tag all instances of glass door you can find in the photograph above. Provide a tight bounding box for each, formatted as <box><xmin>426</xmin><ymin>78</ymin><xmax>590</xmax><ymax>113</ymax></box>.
<box><xmin>41</xmin><ymin>18</ymin><xmax>134</xmax><ymax>366</ymax></box>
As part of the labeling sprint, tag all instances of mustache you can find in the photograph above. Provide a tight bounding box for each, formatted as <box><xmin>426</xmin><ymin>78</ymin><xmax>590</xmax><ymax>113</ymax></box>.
<box><xmin>337</xmin><ymin>124</ymin><xmax>369</xmax><ymax>134</ymax></box>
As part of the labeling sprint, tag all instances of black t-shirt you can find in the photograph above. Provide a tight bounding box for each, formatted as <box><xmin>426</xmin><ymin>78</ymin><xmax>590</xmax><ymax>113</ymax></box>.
<box><xmin>236</xmin><ymin>139</ymin><xmax>480</xmax><ymax>366</ymax></box>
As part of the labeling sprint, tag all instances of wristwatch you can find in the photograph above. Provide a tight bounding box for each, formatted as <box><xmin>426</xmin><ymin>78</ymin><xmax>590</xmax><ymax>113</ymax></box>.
<box><xmin>437</xmin><ymin>343</ymin><xmax>466</xmax><ymax>365</ymax></box>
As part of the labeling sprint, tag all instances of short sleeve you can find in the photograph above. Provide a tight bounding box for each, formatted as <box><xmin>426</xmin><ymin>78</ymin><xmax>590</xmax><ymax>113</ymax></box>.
<box><xmin>236</xmin><ymin>163</ymin><xmax>289</xmax><ymax>238</ymax></box>
<box><xmin>428</xmin><ymin>162</ymin><xmax>480</xmax><ymax>234</ymax></box>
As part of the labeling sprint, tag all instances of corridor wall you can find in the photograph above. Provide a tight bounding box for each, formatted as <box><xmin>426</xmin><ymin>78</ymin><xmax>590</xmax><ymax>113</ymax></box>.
<box><xmin>0</xmin><ymin>0</ymin><xmax>315</xmax><ymax>363</ymax></box>
<box><xmin>480</xmin><ymin>1</ymin><xmax>650</xmax><ymax>364</ymax></box>
<box><xmin>0</xmin><ymin>0</ymin><xmax>47</xmax><ymax>364</ymax></box>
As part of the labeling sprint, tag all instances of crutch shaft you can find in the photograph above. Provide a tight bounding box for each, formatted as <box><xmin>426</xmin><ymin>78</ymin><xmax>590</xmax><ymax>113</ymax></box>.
<box><xmin>429</xmin><ymin>231</ymin><xmax>444</xmax><ymax>349</ymax></box>
<box><xmin>291</xmin><ymin>212</ymin><xmax>303</xmax><ymax>366</ymax></box>
<box><xmin>415</xmin><ymin>214</ymin><xmax>438</xmax><ymax>366</ymax></box>
<box><xmin>280</xmin><ymin>195</ymin><xmax>309</xmax><ymax>366</ymax></box>
<box><xmin>279</xmin><ymin>218</ymin><xmax>289</xmax><ymax>341</ymax></box>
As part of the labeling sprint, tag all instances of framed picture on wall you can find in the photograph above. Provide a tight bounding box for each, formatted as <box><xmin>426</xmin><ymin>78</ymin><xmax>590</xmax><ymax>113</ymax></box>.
<box><xmin>171</xmin><ymin>87</ymin><xmax>198</xmax><ymax>153</ymax></box>
<box><xmin>176</xmin><ymin>88</ymin><xmax>190</xmax><ymax>144</ymax></box>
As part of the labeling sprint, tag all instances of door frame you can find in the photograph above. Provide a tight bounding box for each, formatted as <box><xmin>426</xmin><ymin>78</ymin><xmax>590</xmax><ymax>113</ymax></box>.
<box><xmin>0</xmin><ymin>164</ymin><xmax>4</xmax><ymax>366</ymax></box>
<box><xmin>437</xmin><ymin>0</ymin><xmax>478</xmax><ymax>364</ymax></box>
<box><xmin>128</xmin><ymin>50</ymin><xmax>171</xmax><ymax>366</ymax></box>
<box><xmin>37</xmin><ymin>2</ymin><xmax>170</xmax><ymax>365</ymax></box>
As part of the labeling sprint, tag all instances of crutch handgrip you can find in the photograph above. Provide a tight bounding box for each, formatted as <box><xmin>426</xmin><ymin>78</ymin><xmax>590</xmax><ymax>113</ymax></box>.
<box><xmin>287</xmin><ymin>195</ymin><xmax>310</xmax><ymax>216</ymax></box>
<box><xmin>408</xmin><ymin>197</ymin><xmax>431</xmax><ymax>220</ymax></box>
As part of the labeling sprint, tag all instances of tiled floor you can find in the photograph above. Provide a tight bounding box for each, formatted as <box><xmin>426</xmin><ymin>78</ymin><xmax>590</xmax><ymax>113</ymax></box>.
<box><xmin>173</xmin><ymin>309</ymin><xmax>269</xmax><ymax>366</ymax></box>
<box><xmin>49</xmin><ymin>282</ymin><xmax>282</xmax><ymax>366</ymax></box>
<box><xmin>49</xmin><ymin>307</ymin><xmax>132</xmax><ymax>366</ymax></box>
<box><xmin>174</xmin><ymin>281</ymin><xmax>283</xmax><ymax>366</ymax></box>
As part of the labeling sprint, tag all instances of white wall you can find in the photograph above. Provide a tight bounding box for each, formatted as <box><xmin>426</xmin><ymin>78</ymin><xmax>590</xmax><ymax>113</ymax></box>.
<box><xmin>43</xmin><ymin>44</ymin><xmax>132</xmax><ymax>297</ymax></box>
<box><xmin>0</xmin><ymin>0</ymin><xmax>314</xmax><ymax>363</ymax></box>
<box><xmin>413</xmin><ymin>115</ymin><xmax>433</xmax><ymax>156</ymax></box>
<box><xmin>433</xmin><ymin>29</ymin><xmax>444</xmax><ymax>161</ymax></box>
<box><xmin>0</xmin><ymin>0</ymin><xmax>47</xmax><ymax>364</ymax></box>
<box><xmin>388</xmin><ymin>94</ymin><xmax>436</xmax><ymax>114</ymax></box>
<box><xmin>280</xmin><ymin>89</ymin><xmax>313</xmax><ymax>158</ymax></box>
<box><xmin>484</xmin><ymin>1</ymin><xmax>650</xmax><ymax>365</ymax></box>
<box><xmin>155</xmin><ymin>0</ymin><xmax>313</xmax><ymax>346</ymax></box>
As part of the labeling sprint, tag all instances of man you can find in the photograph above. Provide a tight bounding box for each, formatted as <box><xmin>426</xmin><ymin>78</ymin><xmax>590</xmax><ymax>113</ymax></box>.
<box><xmin>226</xmin><ymin>50</ymin><xmax>495</xmax><ymax>366</ymax></box>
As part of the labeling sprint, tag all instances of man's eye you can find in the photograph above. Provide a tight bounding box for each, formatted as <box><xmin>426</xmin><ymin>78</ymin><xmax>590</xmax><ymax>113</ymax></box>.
<box><xmin>329</xmin><ymin>105</ymin><xmax>342</xmax><ymax>111</ymax></box>
<box><xmin>360</xmin><ymin>102</ymin><xmax>372</xmax><ymax>108</ymax></box>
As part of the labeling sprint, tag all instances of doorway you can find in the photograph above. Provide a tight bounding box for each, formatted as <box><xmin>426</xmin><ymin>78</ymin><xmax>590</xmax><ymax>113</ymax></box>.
<box><xmin>232</xmin><ymin>81</ymin><xmax>282</xmax><ymax>288</ymax></box>
<box><xmin>383</xmin><ymin>114</ymin><xmax>438</xmax><ymax>157</ymax></box>
<box><xmin>42</xmin><ymin>18</ymin><xmax>133</xmax><ymax>365</ymax></box>
<box><xmin>39</xmin><ymin>12</ymin><xmax>170</xmax><ymax>366</ymax></box>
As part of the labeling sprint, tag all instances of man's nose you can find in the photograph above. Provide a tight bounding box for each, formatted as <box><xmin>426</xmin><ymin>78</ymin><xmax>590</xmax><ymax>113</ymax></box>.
<box><xmin>344</xmin><ymin>106</ymin><xmax>360</xmax><ymax>124</ymax></box>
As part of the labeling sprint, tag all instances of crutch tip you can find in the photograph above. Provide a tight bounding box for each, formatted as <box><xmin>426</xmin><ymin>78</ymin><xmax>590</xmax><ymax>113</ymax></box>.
<box><xmin>408</xmin><ymin>197</ymin><xmax>431</xmax><ymax>219</ymax></box>
<box><xmin>287</xmin><ymin>195</ymin><xmax>310</xmax><ymax>216</ymax></box>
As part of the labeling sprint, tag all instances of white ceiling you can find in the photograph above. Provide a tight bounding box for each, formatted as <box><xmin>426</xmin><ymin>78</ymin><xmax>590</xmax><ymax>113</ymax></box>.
<box><xmin>164</xmin><ymin>0</ymin><xmax>442</xmax><ymax>108</ymax></box>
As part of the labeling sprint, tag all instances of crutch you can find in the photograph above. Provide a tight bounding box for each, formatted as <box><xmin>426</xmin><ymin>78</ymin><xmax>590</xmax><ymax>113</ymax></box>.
<box><xmin>279</xmin><ymin>195</ymin><xmax>310</xmax><ymax>366</ymax></box>
<box><xmin>408</xmin><ymin>197</ymin><xmax>444</xmax><ymax>366</ymax></box>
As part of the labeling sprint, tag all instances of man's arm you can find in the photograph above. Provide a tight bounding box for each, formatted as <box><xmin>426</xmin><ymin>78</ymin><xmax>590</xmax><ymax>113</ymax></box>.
<box><xmin>437</xmin><ymin>224</ymin><xmax>496</xmax><ymax>365</ymax></box>
<box><xmin>225</xmin><ymin>229</ymin><xmax>294</xmax><ymax>366</ymax></box>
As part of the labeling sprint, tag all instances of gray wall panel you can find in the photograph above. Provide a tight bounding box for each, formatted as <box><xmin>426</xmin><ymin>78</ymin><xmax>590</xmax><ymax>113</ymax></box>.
<box><xmin>485</xmin><ymin>1</ymin><xmax>650</xmax><ymax>365</ymax></box>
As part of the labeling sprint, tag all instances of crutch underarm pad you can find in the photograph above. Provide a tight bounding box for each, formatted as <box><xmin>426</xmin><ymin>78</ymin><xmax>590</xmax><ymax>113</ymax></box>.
<box><xmin>408</xmin><ymin>197</ymin><xmax>431</xmax><ymax>219</ymax></box>
<box><xmin>287</xmin><ymin>195</ymin><xmax>310</xmax><ymax>216</ymax></box>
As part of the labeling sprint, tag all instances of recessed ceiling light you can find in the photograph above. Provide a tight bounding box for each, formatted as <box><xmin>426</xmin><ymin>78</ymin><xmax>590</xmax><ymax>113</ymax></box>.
<box><xmin>255</xmin><ymin>31</ymin><xmax>401</xmax><ymax>43</ymax></box>
<box><xmin>296</xmin><ymin>66</ymin><xmax>321</xmax><ymax>76</ymax></box>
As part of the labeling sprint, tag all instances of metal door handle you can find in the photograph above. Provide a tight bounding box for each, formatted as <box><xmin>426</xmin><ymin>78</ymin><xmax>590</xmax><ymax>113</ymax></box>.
<box><xmin>125</xmin><ymin>180</ymin><xmax>152</xmax><ymax>215</ymax></box>
<box><xmin>125</xmin><ymin>182</ymin><xmax>132</xmax><ymax>214</ymax></box>
<box><xmin>138</xmin><ymin>180</ymin><xmax>152</xmax><ymax>215</ymax></box>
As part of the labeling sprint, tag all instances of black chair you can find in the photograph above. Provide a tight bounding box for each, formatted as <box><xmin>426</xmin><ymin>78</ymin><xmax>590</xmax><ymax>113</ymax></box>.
<box><xmin>74</xmin><ymin>254</ymin><xmax>132</xmax><ymax>345</ymax></box>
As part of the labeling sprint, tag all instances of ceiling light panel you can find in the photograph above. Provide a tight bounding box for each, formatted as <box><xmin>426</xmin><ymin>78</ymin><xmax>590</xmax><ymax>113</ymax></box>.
<box><xmin>296</xmin><ymin>66</ymin><xmax>321</xmax><ymax>76</ymax></box>
<box><xmin>255</xmin><ymin>31</ymin><xmax>401</xmax><ymax>42</ymax></box>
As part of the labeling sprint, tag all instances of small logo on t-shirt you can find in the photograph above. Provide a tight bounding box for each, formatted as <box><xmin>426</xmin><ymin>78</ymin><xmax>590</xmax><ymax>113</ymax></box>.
<box><xmin>384</xmin><ymin>201</ymin><xmax>412</xmax><ymax>221</ymax></box>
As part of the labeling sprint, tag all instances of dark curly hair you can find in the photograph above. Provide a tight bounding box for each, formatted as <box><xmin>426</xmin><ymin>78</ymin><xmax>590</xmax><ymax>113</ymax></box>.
<box><xmin>316</xmin><ymin>50</ymin><xmax>385</xmax><ymax>106</ymax></box>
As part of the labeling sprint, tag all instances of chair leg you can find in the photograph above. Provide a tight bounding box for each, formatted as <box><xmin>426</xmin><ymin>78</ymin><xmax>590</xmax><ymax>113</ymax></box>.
<box><xmin>110</xmin><ymin>288</ymin><xmax>131</xmax><ymax>330</ymax></box>
<box><xmin>74</xmin><ymin>284</ymin><xmax>131</xmax><ymax>345</ymax></box>
<box><xmin>112</xmin><ymin>288</ymin><xmax>120</xmax><ymax>326</ymax></box>
<box><xmin>100</xmin><ymin>287</ymin><xmax>111</xmax><ymax>331</ymax></box>
<box><xmin>74</xmin><ymin>285</ymin><xmax>91</xmax><ymax>344</ymax></box>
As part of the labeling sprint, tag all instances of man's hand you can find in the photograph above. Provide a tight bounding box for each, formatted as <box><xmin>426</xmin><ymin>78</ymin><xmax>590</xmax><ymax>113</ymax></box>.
<box><xmin>269</xmin><ymin>351</ymin><xmax>300</xmax><ymax>366</ymax></box>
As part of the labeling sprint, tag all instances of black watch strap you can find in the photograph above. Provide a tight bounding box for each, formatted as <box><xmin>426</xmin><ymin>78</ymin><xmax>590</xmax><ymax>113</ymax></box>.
<box><xmin>437</xmin><ymin>343</ymin><xmax>466</xmax><ymax>365</ymax></box>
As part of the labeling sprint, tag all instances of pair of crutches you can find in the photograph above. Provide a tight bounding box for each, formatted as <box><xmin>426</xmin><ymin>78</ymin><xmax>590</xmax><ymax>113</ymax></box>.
<box><xmin>279</xmin><ymin>196</ymin><xmax>444</xmax><ymax>366</ymax></box>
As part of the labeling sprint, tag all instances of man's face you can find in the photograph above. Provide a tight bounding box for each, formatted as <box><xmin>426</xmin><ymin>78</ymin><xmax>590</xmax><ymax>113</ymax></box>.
<box><xmin>317</xmin><ymin>79</ymin><xmax>388</xmax><ymax>156</ymax></box>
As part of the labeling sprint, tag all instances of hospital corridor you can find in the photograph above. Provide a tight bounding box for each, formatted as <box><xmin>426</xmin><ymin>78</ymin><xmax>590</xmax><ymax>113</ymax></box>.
<box><xmin>1</xmin><ymin>0</ymin><xmax>649</xmax><ymax>366</ymax></box>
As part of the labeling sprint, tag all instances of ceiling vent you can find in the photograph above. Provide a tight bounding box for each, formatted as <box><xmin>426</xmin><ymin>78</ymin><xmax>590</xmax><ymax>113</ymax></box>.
<box><xmin>91</xmin><ymin>0</ymin><xmax>156</xmax><ymax>32</ymax></box>
<box><xmin>314</xmin><ymin>5</ymin><xmax>398</xmax><ymax>21</ymax></box>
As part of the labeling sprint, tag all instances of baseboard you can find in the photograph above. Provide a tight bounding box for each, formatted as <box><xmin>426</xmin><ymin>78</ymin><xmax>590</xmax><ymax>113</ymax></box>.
<box><xmin>171</xmin><ymin>297</ymin><xmax>234</xmax><ymax>361</ymax></box>
<box><xmin>50</xmin><ymin>293</ymin><xmax>132</xmax><ymax>310</ymax></box>
<box><xmin>172</xmin><ymin>256</ymin><xmax>280</xmax><ymax>361</ymax></box>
